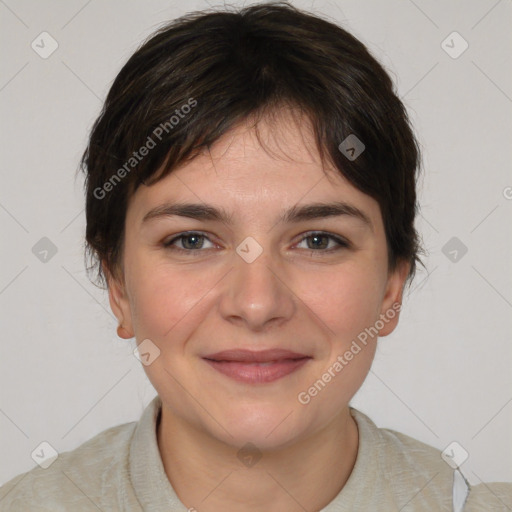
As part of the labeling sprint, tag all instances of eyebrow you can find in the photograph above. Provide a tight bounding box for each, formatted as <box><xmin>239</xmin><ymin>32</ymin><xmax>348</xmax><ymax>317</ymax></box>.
<box><xmin>142</xmin><ymin>201</ymin><xmax>373</xmax><ymax>231</ymax></box>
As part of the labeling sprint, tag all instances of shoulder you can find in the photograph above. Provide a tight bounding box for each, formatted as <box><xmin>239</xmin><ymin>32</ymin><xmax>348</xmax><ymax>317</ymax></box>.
<box><xmin>350</xmin><ymin>408</ymin><xmax>457</xmax><ymax>510</ymax></box>
<box><xmin>0</xmin><ymin>420</ymin><xmax>138</xmax><ymax>511</ymax></box>
<box><xmin>375</xmin><ymin>422</ymin><xmax>512</xmax><ymax>510</ymax></box>
<box><xmin>350</xmin><ymin>408</ymin><xmax>512</xmax><ymax>511</ymax></box>
<box><xmin>464</xmin><ymin>482</ymin><xmax>512</xmax><ymax>511</ymax></box>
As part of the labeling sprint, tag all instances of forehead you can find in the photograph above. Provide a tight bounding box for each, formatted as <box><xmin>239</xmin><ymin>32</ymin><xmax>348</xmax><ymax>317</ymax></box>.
<box><xmin>126</xmin><ymin>111</ymin><xmax>383</xmax><ymax>229</ymax></box>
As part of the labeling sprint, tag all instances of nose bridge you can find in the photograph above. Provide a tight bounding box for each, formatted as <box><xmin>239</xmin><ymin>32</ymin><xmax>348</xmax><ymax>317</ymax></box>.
<box><xmin>219</xmin><ymin>236</ymin><xmax>294</xmax><ymax>329</ymax></box>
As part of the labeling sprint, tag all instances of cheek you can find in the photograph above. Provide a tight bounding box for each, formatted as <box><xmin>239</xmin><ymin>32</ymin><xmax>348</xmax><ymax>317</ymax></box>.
<box><xmin>295</xmin><ymin>267</ymin><xmax>383</xmax><ymax>421</ymax></box>
<box><xmin>126</xmin><ymin>255</ymin><xmax>218</xmax><ymax>342</ymax></box>
<box><xmin>300</xmin><ymin>263</ymin><xmax>384</xmax><ymax>341</ymax></box>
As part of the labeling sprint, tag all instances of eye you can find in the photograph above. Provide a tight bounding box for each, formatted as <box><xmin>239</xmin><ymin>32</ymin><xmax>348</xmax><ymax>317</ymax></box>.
<box><xmin>295</xmin><ymin>231</ymin><xmax>350</xmax><ymax>252</ymax></box>
<box><xmin>163</xmin><ymin>232</ymin><xmax>215</xmax><ymax>252</ymax></box>
<box><xmin>162</xmin><ymin>230</ymin><xmax>350</xmax><ymax>255</ymax></box>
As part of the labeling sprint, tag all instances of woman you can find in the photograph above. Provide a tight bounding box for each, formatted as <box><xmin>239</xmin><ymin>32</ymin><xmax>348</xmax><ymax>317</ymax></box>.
<box><xmin>1</xmin><ymin>2</ymin><xmax>510</xmax><ymax>510</ymax></box>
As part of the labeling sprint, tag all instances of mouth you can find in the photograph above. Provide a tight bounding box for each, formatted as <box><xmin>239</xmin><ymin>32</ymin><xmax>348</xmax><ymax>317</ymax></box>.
<box><xmin>202</xmin><ymin>349</ymin><xmax>312</xmax><ymax>384</ymax></box>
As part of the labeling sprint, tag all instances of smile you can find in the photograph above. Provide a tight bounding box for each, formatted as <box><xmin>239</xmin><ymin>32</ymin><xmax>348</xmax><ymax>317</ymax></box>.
<box><xmin>202</xmin><ymin>349</ymin><xmax>312</xmax><ymax>384</ymax></box>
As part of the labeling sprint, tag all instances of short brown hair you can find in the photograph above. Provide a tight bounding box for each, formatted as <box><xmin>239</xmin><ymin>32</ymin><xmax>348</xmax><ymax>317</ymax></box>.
<box><xmin>81</xmin><ymin>1</ymin><xmax>423</xmax><ymax>287</ymax></box>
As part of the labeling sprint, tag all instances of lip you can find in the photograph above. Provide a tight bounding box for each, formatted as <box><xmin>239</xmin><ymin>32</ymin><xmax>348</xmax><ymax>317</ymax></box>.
<box><xmin>203</xmin><ymin>349</ymin><xmax>312</xmax><ymax>384</ymax></box>
<box><xmin>204</xmin><ymin>349</ymin><xmax>310</xmax><ymax>362</ymax></box>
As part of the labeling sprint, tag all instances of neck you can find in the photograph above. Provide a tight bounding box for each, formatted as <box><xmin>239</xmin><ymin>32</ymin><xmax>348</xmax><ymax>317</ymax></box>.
<box><xmin>157</xmin><ymin>405</ymin><xmax>359</xmax><ymax>512</ymax></box>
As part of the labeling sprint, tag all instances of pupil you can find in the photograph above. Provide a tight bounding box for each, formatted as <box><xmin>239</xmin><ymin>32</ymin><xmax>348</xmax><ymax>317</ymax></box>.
<box><xmin>310</xmin><ymin>235</ymin><xmax>326</xmax><ymax>249</ymax></box>
<box><xmin>185</xmin><ymin>235</ymin><xmax>202</xmax><ymax>249</ymax></box>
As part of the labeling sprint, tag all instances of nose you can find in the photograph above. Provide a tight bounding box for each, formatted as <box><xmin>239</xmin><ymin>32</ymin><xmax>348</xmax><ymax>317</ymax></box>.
<box><xmin>218</xmin><ymin>240</ymin><xmax>296</xmax><ymax>332</ymax></box>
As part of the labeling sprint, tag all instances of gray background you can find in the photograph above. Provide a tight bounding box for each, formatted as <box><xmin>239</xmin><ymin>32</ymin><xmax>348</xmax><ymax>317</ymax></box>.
<box><xmin>1</xmin><ymin>0</ymin><xmax>511</xmax><ymax>487</ymax></box>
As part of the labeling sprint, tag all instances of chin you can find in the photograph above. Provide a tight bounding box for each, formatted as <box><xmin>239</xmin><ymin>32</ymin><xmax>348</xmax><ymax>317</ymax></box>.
<box><xmin>212</xmin><ymin>403</ymin><xmax>307</xmax><ymax>451</ymax></box>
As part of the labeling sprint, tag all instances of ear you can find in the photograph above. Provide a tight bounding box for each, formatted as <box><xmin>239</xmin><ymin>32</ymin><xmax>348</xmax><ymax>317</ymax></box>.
<box><xmin>104</xmin><ymin>261</ymin><xmax>134</xmax><ymax>339</ymax></box>
<box><xmin>378</xmin><ymin>259</ymin><xmax>410</xmax><ymax>337</ymax></box>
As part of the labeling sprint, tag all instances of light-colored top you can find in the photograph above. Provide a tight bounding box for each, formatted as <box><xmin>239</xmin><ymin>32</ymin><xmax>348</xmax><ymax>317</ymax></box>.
<box><xmin>1</xmin><ymin>395</ymin><xmax>510</xmax><ymax>511</ymax></box>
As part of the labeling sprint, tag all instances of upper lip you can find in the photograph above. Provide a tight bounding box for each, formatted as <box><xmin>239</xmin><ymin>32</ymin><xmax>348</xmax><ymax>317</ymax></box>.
<box><xmin>203</xmin><ymin>349</ymin><xmax>311</xmax><ymax>363</ymax></box>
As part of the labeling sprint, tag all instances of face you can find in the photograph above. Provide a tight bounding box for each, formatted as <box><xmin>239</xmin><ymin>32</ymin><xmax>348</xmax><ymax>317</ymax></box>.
<box><xmin>108</xmin><ymin>111</ymin><xmax>409</xmax><ymax>450</ymax></box>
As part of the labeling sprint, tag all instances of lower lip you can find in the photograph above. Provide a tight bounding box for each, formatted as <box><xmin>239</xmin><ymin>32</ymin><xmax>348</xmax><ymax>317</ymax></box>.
<box><xmin>203</xmin><ymin>358</ymin><xmax>311</xmax><ymax>384</ymax></box>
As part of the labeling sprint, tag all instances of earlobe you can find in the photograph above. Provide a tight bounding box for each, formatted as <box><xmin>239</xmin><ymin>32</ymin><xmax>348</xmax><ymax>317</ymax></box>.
<box><xmin>117</xmin><ymin>325</ymin><xmax>133</xmax><ymax>339</ymax></box>
<box><xmin>104</xmin><ymin>262</ymin><xmax>134</xmax><ymax>339</ymax></box>
<box><xmin>378</xmin><ymin>260</ymin><xmax>410</xmax><ymax>337</ymax></box>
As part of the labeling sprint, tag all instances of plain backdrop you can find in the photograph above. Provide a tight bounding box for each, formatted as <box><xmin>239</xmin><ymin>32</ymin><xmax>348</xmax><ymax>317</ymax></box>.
<box><xmin>1</xmin><ymin>0</ymin><xmax>511</xmax><ymax>487</ymax></box>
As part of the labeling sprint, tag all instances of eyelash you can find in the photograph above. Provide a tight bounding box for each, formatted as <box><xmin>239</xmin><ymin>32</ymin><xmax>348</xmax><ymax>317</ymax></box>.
<box><xmin>162</xmin><ymin>231</ymin><xmax>350</xmax><ymax>255</ymax></box>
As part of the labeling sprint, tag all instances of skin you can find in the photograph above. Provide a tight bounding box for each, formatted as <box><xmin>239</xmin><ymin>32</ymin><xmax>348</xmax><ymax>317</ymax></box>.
<box><xmin>107</xmin><ymin>109</ymin><xmax>410</xmax><ymax>512</ymax></box>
